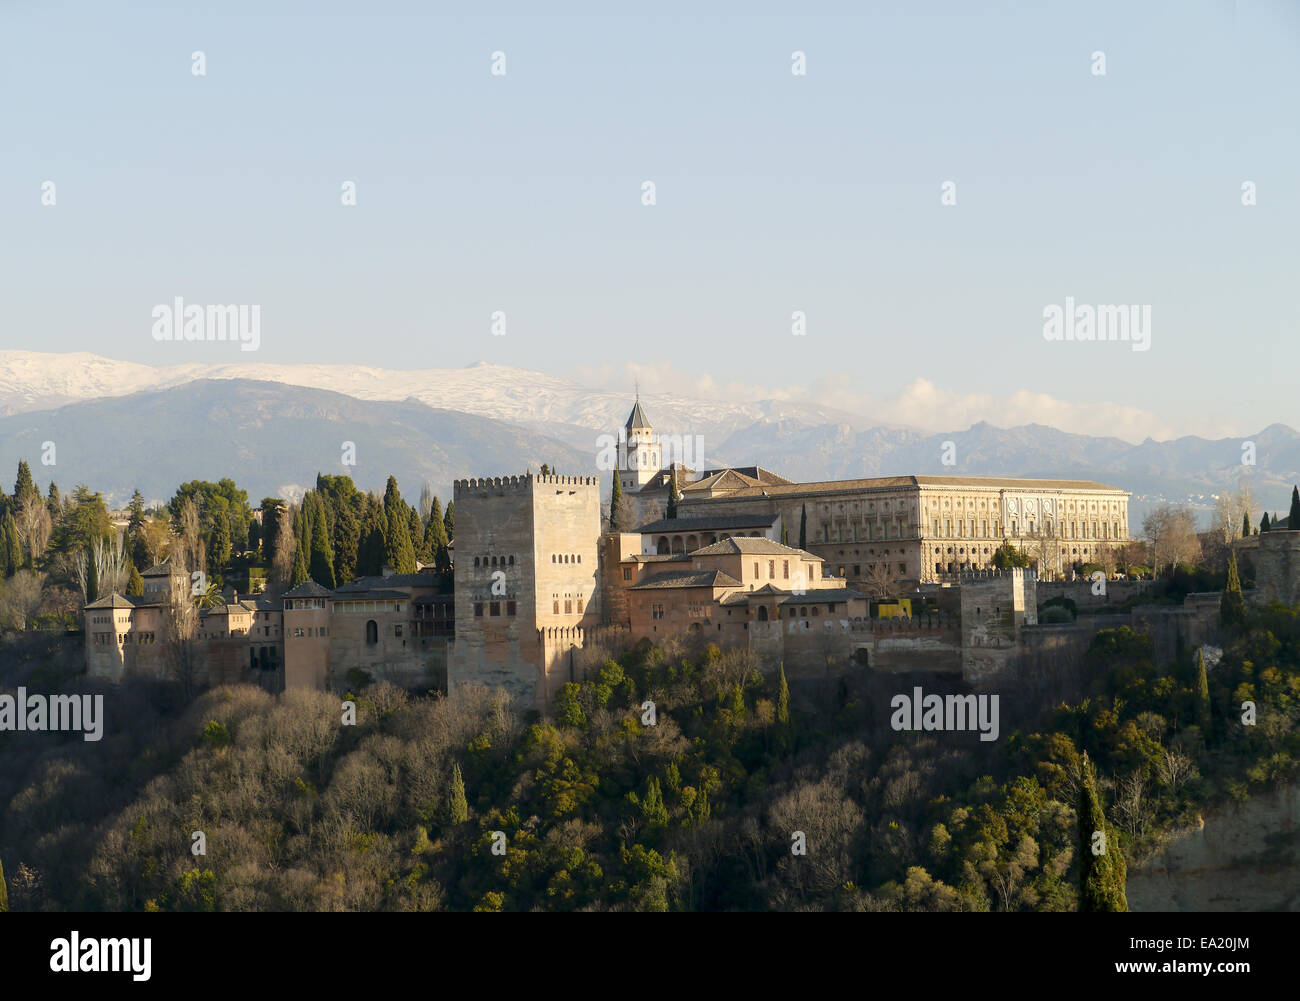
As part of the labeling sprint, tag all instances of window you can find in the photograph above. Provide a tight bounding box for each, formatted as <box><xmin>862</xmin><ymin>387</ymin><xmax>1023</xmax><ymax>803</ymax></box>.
<box><xmin>506</xmin><ymin>601</ymin><xmax>517</xmax><ymax>616</ymax></box>
<box><xmin>768</xmin><ymin>560</ymin><xmax>775</xmax><ymax>577</ymax></box>
<box><xmin>553</xmin><ymin>600</ymin><xmax>560</xmax><ymax>614</ymax></box>
<box><xmin>623</xmin><ymin>567</ymin><xmax>632</xmax><ymax>581</ymax></box>
<box><xmin>651</xmin><ymin>603</ymin><xmax>665</xmax><ymax>620</ymax></box>
<box><xmin>754</xmin><ymin>562</ymin><xmax>759</xmax><ymax>577</ymax></box>
<box><xmin>474</xmin><ymin>602</ymin><xmax>484</xmax><ymax>617</ymax></box>
<box><xmin>365</xmin><ymin>620</ymin><xmax>378</xmax><ymax>644</ymax></box>
<box><xmin>564</xmin><ymin>600</ymin><xmax>573</xmax><ymax>613</ymax></box>
<box><xmin>783</xmin><ymin>560</ymin><xmax>789</xmax><ymax>578</ymax></box>
<box><xmin>395</xmin><ymin>624</ymin><xmax>403</xmax><ymax>637</ymax></box>
<box><xmin>294</xmin><ymin>627</ymin><xmax>304</xmax><ymax>638</ymax></box>
<box><xmin>490</xmin><ymin>602</ymin><xmax>501</xmax><ymax>616</ymax></box>
<box><xmin>576</xmin><ymin>598</ymin><xmax>584</xmax><ymax>612</ymax></box>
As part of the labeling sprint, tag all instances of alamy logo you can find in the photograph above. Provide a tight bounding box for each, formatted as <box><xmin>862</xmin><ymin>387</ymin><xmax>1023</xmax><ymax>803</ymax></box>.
<box><xmin>1042</xmin><ymin>297</ymin><xmax>1150</xmax><ymax>352</ymax></box>
<box><xmin>0</xmin><ymin>689</ymin><xmax>103</xmax><ymax>741</ymax></box>
<box><xmin>50</xmin><ymin>932</ymin><xmax>151</xmax><ymax>981</ymax></box>
<box><xmin>151</xmin><ymin>297</ymin><xmax>260</xmax><ymax>351</ymax></box>
<box><xmin>890</xmin><ymin>686</ymin><xmax>999</xmax><ymax>742</ymax></box>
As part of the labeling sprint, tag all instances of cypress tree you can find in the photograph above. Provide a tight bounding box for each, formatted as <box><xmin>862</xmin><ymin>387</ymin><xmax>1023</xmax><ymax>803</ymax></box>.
<box><xmin>209</xmin><ymin>515</ymin><xmax>232</xmax><ymax>574</ymax></box>
<box><xmin>386</xmin><ymin>505</ymin><xmax>416</xmax><ymax>573</ymax></box>
<box><xmin>1289</xmin><ymin>486</ymin><xmax>1300</xmax><ymax>530</ymax></box>
<box><xmin>666</xmin><ymin>467</ymin><xmax>679</xmax><ymax>519</ymax></box>
<box><xmin>799</xmin><ymin>503</ymin><xmax>807</xmax><ymax>550</ymax></box>
<box><xmin>127</xmin><ymin>563</ymin><xmax>144</xmax><ymax>597</ymax></box>
<box><xmin>448</xmin><ymin>762</ymin><xmax>468</xmax><ymax>825</ymax></box>
<box><xmin>609</xmin><ymin>470</ymin><xmax>623</xmax><ymax>532</ymax></box>
<box><xmin>290</xmin><ymin>538</ymin><xmax>309</xmax><ymax>587</ymax></box>
<box><xmin>409</xmin><ymin>506</ymin><xmax>432</xmax><ymax>564</ymax></box>
<box><xmin>1077</xmin><ymin>753</ymin><xmax>1128</xmax><ymax>911</ymax></box>
<box><xmin>309</xmin><ymin>501</ymin><xmax>336</xmax><ymax>588</ymax></box>
<box><xmin>776</xmin><ymin>663</ymin><xmax>790</xmax><ymax>726</ymax></box>
<box><xmin>13</xmin><ymin>460</ymin><xmax>35</xmax><ymax>503</ymax></box>
<box><xmin>331</xmin><ymin>504</ymin><xmax>360</xmax><ymax>585</ymax></box>
<box><xmin>1221</xmin><ymin>552</ymin><xmax>1245</xmax><ymax>631</ymax></box>
<box><xmin>3</xmin><ymin>514</ymin><xmax>21</xmax><ymax>577</ymax></box>
<box><xmin>1242</xmin><ymin>511</ymin><xmax>1250</xmax><ymax>539</ymax></box>
<box><xmin>86</xmin><ymin>547</ymin><xmax>99</xmax><ymax>603</ymax></box>
<box><xmin>426</xmin><ymin>497</ymin><xmax>450</xmax><ymax>574</ymax></box>
<box><xmin>1261</xmin><ymin>512</ymin><xmax>1271</xmax><ymax>533</ymax></box>
<box><xmin>443</xmin><ymin>501</ymin><xmax>454</xmax><ymax>543</ymax></box>
<box><xmin>357</xmin><ymin>504</ymin><xmax>388</xmax><ymax>577</ymax></box>
<box><xmin>1194</xmin><ymin>648</ymin><xmax>1212</xmax><ymax>737</ymax></box>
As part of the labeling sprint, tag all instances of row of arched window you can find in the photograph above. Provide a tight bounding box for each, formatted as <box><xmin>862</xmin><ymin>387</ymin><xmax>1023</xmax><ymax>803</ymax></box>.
<box><xmin>552</xmin><ymin>553</ymin><xmax>582</xmax><ymax>564</ymax></box>
<box><xmin>473</xmin><ymin>555</ymin><xmax>515</xmax><ymax>568</ymax></box>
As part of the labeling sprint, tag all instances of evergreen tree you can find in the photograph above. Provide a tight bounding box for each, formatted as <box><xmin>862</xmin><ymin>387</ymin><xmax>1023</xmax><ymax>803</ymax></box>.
<box><xmin>1290</xmin><ymin>486</ymin><xmax>1300</xmax><ymax>530</ymax></box>
<box><xmin>208</xmin><ymin>514</ymin><xmax>232</xmax><ymax>575</ymax></box>
<box><xmin>1194</xmin><ymin>648</ymin><xmax>1212</xmax><ymax>737</ymax></box>
<box><xmin>409</xmin><ymin>506</ymin><xmax>431</xmax><ymax>564</ymax></box>
<box><xmin>290</xmin><ymin>538</ymin><xmax>309</xmax><ymax>587</ymax></box>
<box><xmin>331</xmin><ymin>504</ymin><xmax>360</xmax><ymax>584</ymax></box>
<box><xmin>799</xmin><ymin>504</ymin><xmax>807</xmax><ymax>551</ymax></box>
<box><xmin>666</xmin><ymin>467</ymin><xmax>679</xmax><ymax>519</ymax></box>
<box><xmin>1261</xmin><ymin>512</ymin><xmax>1271</xmax><ymax>533</ymax></box>
<box><xmin>309</xmin><ymin>500</ymin><xmax>336</xmax><ymax>588</ymax></box>
<box><xmin>443</xmin><ymin>500</ymin><xmax>454</xmax><ymax>543</ymax></box>
<box><xmin>357</xmin><ymin>504</ymin><xmax>388</xmax><ymax>577</ymax></box>
<box><xmin>639</xmin><ymin>776</ymin><xmax>669</xmax><ymax>826</ymax></box>
<box><xmin>127</xmin><ymin>563</ymin><xmax>144</xmax><ymax>597</ymax></box>
<box><xmin>380</xmin><ymin>477</ymin><xmax>416</xmax><ymax>573</ymax></box>
<box><xmin>260</xmin><ymin>498</ymin><xmax>285</xmax><ymax>564</ymax></box>
<box><xmin>426</xmin><ymin>497</ymin><xmax>451</xmax><ymax>574</ymax></box>
<box><xmin>3</xmin><ymin>514</ymin><xmax>21</xmax><ymax>577</ymax></box>
<box><xmin>47</xmin><ymin>482</ymin><xmax>61</xmax><ymax>521</ymax></box>
<box><xmin>776</xmin><ymin>663</ymin><xmax>790</xmax><ymax>727</ymax></box>
<box><xmin>14</xmin><ymin>460</ymin><xmax>36</xmax><ymax>503</ymax></box>
<box><xmin>386</xmin><ymin>504</ymin><xmax>416</xmax><ymax>573</ymax></box>
<box><xmin>0</xmin><ymin>527</ymin><xmax>8</xmax><ymax>579</ymax></box>
<box><xmin>609</xmin><ymin>470</ymin><xmax>623</xmax><ymax>532</ymax></box>
<box><xmin>1077</xmin><ymin>753</ymin><xmax>1128</xmax><ymax>911</ymax></box>
<box><xmin>1242</xmin><ymin>511</ymin><xmax>1250</xmax><ymax>539</ymax></box>
<box><xmin>1221</xmin><ymin>552</ymin><xmax>1245</xmax><ymax>631</ymax></box>
<box><xmin>86</xmin><ymin>547</ymin><xmax>99</xmax><ymax>603</ymax></box>
<box><xmin>448</xmin><ymin>762</ymin><xmax>468</xmax><ymax>825</ymax></box>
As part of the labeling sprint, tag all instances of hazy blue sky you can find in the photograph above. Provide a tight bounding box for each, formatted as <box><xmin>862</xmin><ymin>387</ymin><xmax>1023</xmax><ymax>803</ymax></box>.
<box><xmin>2</xmin><ymin>1</ymin><xmax>1297</xmax><ymax>441</ymax></box>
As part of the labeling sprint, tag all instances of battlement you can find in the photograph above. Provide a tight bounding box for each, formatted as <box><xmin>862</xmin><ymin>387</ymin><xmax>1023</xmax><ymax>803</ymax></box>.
<box><xmin>957</xmin><ymin>567</ymin><xmax>1037</xmax><ymax>583</ymax></box>
<box><xmin>540</xmin><ymin>625</ymin><xmax>586</xmax><ymax>642</ymax></box>
<box><xmin>454</xmin><ymin>473</ymin><xmax>600</xmax><ymax>497</ymax></box>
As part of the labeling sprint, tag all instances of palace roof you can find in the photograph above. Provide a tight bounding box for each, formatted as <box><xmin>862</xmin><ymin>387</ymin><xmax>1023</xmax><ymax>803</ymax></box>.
<box><xmin>629</xmin><ymin>569</ymin><xmax>743</xmax><ymax>590</ymax></box>
<box><xmin>690</xmin><ymin>537</ymin><xmax>823</xmax><ymax>560</ymax></box>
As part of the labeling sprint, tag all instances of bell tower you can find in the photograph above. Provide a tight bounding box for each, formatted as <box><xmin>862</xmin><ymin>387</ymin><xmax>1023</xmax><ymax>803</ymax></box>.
<box><xmin>618</xmin><ymin>392</ymin><xmax>660</xmax><ymax>492</ymax></box>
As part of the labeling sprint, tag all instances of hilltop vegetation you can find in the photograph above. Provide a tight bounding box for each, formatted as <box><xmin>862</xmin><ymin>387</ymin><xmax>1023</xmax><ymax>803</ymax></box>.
<box><xmin>1</xmin><ymin>597</ymin><xmax>1296</xmax><ymax>911</ymax></box>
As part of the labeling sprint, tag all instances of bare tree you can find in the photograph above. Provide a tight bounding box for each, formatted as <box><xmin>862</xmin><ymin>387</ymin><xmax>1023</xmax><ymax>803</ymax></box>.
<box><xmin>15</xmin><ymin>499</ymin><xmax>52</xmax><ymax>567</ymax></box>
<box><xmin>94</xmin><ymin>532</ymin><xmax>130</xmax><ymax>596</ymax></box>
<box><xmin>270</xmin><ymin>507</ymin><xmax>295</xmax><ymax>592</ymax></box>
<box><xmin>1142</xmin><ymin>503</ymin><xmax>1201</xmax><ymax>576</ymax></box>
<box><xmin>862</xmin><ymin>562</ymin><xmax>898</xmax><ymax>600</ymax></box>
<box><xmin>0</xmin><ymin>570</ymin><xmax>45</xmax><ymax>631</ymax></box>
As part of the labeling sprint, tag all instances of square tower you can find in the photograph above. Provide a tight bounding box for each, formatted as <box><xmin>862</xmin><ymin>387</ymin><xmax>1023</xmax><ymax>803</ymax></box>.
<box><xmin>448</xmin><ymin>473</ymin><xmax>601</xmax><ymax>708</ymax></box>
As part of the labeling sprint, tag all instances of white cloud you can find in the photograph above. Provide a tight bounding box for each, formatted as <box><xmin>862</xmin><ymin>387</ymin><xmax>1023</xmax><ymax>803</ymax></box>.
<box><xmin>574</xmin><ymin>363</ymin><xmax>1235</xmax><ymax>443</ymax></box>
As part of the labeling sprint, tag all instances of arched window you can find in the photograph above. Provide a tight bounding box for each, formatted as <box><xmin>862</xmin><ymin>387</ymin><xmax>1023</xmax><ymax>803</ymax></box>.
<box><xmin>474</xmin><ymin>557</ymin><xmax>480</xmax><ymax>567</ymax></box>
<box><xmin>757</xmin><ymin>606</ymin><xmax>769</xmax><ymax>622</ymax></box>
<box><xmin>365</xmin><ymin>620</ymin><xmax>378</xmax><ymax>645</ymax></box>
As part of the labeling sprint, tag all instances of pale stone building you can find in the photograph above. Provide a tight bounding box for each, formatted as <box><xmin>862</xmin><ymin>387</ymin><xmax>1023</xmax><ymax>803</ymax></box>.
<box><xmin>447</xmin><ymin>474</ymin><xmax>602</xmax><ymax>709</ymax></box>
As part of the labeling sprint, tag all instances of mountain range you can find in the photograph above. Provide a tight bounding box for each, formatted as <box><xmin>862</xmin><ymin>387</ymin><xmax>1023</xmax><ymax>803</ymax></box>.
<box><xmin>0</xmin><ymin>351</ymin><xmax>1293</xmax><ymax>525</ymax></box>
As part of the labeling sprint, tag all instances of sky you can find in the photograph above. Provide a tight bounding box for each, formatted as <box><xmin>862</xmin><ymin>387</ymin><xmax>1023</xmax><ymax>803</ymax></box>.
<box><xmin>1</xmin><ymin>0</ymin><xmax>1298</xmax><ymax>443</ymax></box>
